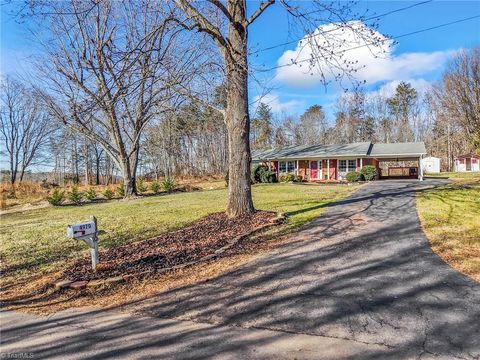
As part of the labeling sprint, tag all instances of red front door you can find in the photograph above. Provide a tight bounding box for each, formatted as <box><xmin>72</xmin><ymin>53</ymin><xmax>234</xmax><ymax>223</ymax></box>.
<box><xmin>310</xmin><ymin>161</ymin><xmax>318</xmax><ymax>179</ymax></box>
<box><xmin>329</xmin><ymin>159</ymin><xmax>337</xmax><ymax>180</ymax></box>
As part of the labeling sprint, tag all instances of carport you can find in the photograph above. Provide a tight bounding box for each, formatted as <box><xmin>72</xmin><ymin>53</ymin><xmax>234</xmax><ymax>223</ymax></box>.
<box><xmin>368</xmin><ymin>142</ymin><xmax>427</xmax><ymax>180</ymax></box>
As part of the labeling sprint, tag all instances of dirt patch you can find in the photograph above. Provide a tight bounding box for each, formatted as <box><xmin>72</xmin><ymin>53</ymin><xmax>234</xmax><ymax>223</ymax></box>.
<box><xmin>61</xmin><ymin>211</ymin><xmax>278</xmax><ymax>282</ymax></box>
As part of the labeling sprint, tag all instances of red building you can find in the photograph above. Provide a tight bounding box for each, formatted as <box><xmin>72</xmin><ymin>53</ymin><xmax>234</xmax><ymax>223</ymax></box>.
<box><xmin>454</xmin><ymin>153</ymin><xmax>480</xmax><ymax>172</ymax></box>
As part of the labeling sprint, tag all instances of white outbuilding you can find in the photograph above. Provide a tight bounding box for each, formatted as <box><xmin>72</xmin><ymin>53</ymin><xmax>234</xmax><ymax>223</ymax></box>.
<box><xmin>421</xmin><ymin>156</ymin><xmax>441</xmax><ymax>174</ymax></box>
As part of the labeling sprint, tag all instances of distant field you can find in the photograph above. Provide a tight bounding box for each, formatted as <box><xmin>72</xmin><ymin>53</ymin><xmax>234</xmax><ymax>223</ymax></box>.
<box><xmin>417</xmin><ymin>173</ymin><xmax>480</xmax><ymax>281</ymax></box>
<box><xmin>0</xmin><ymin>178</ymin><xmax>227</xmax><ymax>209</ymax></box>
<box><xmin>0</xmin><ymin>183</ymin><xmax>359</xmax><ymax>277</ymax></box>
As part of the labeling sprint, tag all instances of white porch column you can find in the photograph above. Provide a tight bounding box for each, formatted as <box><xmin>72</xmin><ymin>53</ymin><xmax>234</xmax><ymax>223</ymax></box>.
<box><xmin>360</xmin><ymin>158</ymin><xmax>363</xmax><ymax>170</ymax></box>
<box><xmin>419</xmin><ymin>155</ymin><xmax>424</xmax><ymax>181</ymax></box>
<box><xmin>327</xmin><ymin>159</ymin><xmax>330</xmax><ymax>180</ymax></box>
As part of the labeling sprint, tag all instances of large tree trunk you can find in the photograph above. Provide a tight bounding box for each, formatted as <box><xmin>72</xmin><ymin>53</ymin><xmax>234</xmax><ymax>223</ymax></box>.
<box><xmin>225</xmin><ymin>1</ymin><xmax>255</xmax><ymax>217</ymax></box>
<box><xmin>123</xmin><ymin>175</ymin><xmax>136</xmax><ymax>197</ymax></box>
<box><xmin>120</xmin><ymin>143</ymin><xmax>140</xmax><ymax>198</ymax></box>
<box><xmin>121</xmin><ymin>161</ymin><xmax>137</xmax><ymax>198</ymax></box>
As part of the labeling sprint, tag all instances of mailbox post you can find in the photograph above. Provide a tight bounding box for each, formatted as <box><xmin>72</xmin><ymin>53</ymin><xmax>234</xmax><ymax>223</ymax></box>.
<box><xmin>67</xmin><ymin>215</ymin><xmax>99</xmax><ymax>270</ymax></box>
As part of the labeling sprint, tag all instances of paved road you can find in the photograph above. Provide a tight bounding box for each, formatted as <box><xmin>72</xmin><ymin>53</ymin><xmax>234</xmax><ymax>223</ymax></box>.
<box><xmin>2</xmin><ymin>180</ymin><xmax>479</xmax><ymax>359</ymax></box>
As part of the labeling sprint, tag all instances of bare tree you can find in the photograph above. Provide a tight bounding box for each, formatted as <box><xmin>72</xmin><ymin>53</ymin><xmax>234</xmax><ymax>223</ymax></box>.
<box><xmin>33</xmin><ymin>0</ymin><xmax>202</xmax><ymax>197</ymax></box>
<box><xmin>0</xmin><ymin>77</ymin><xmax>54</xmax><ymax>185</ymax></box>
<box><xmin>172</xmin><ymin>1</ymin><xmax>382</xmax><ymax>216</ymax></box>
<box><xmin>435</xmin><ymin>48</ymin><xmax>480</xmax><ymax>149</ymax></box>
<box><xmin>143</xmin><ymin>97</ymin><xmax>228</xmax><ymax>179</ymax></box>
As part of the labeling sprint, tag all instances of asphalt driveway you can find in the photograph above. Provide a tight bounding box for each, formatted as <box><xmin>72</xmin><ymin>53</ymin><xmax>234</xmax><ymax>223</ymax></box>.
<box><xmin>2</xmin><ymin>179</ymin><xmax>479</xmax><ymax>359</ymax></box>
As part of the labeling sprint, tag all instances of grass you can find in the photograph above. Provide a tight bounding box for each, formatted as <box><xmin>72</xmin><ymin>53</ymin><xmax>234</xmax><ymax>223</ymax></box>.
<box><xmin>425</xmin><ymin>172</ymin><xmax>480</xmax><ymax>179</ymax></box>
<box><xmin>0</xmin><ymin>183</ymin><xmax>359</xmax><ymax>277</ymax></box>
<box><xmin>417</xmin><ymin>173</ymin><xmax>480</xmax><ymax>281</ymax></box>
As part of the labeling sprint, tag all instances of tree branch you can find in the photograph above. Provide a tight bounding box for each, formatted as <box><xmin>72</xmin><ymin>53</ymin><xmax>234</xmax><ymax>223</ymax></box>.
<box><xmin>246</xmin><ymin>0</ymin><xmax>275</xmax><ymax>26</ymax></box>
<box><xmin>173</xmin><ymin>0</ymin><xmax>228</xmax><ymax>50</ymax></box>
<box><xmin>207</xmin><ymin>0</ymin><xmax>232</xmax><ymax>22</ymax></box>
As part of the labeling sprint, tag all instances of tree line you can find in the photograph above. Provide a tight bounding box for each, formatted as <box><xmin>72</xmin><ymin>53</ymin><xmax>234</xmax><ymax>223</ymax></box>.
<box><xmin>1</xmin><ymin>1</ymin><xmax>479</xmax><ymax>217</ymax></box>
<box><xmin>2</xmin><ymin>48</ymin><xmax>479</xmax><ymax>188</ymax></box>
<box><xmin>251</xmin><ymin>49</ymin><xmax>479</xmax><ymax>169</ymax></box>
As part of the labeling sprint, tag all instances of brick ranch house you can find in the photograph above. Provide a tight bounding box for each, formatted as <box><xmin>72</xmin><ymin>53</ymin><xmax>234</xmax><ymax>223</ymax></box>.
<box><xmin>454</xmin><ymin>153</ymin><xmax>480</xmax><ymax>172</ymax></box>
<box><xmin>252</xmin><ymin>141</ymin><xmax>427</xmax><ymax>181</ymax></box>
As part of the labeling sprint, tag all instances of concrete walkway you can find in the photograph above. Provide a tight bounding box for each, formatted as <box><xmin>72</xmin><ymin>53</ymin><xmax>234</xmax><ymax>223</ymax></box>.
<box><xmin>2</xmin><ymin>180</ymin><xmax>479</xmax><ymax>359</ymax></box>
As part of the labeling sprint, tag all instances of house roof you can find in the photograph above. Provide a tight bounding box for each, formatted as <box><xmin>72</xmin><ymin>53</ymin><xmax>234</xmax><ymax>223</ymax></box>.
<box><xmin>252</xmin><ymin>141</ymin><xmax>426</xmax><ymax>161</ymax></box>
<box><xmin>252</xmin><ymin>142</ymin><xmax>371</xmax><ymax>160</ymax></box>
<box><xmin>455</xmin><ymin>153</ymin><xmax>480</xmax><ymax>159</ymax></box>
<box><xmin>368</xmin><ymin>142</ymin><xmax>426</xmax><ymax>157</ymax></box>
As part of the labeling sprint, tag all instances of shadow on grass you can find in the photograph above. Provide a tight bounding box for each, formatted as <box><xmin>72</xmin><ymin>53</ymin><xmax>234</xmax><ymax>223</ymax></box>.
<box><xmin>2</xmin><ymin>179</ymin><xmax>479</xmax><ymax>359</ymax></box>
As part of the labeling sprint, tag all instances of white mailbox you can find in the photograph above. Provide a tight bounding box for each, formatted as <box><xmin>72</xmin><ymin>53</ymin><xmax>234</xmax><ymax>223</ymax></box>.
<box><xmin>67</xmin><ymin>220</ymin><xmax>96</xmax><ymax>239</ymax></box>
<box><xmin>67</xmin><ymin>216</ymin><xmax>99</xmax><ymax>270</ymax></box>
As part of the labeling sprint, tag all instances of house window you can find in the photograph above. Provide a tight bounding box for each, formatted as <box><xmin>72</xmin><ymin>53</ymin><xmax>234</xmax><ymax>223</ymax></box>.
<box><xmin>286</xmin><ymin>161</ymin><xmax>296</xmax><ymax>173</ymax></box>
<box><xmin>348</xmin><ymin>159</ymin><xmax>356</xmax><ymax>170</ymax></box>
<box><xmin>339</xmin><ymin>160</ymin><xmax>356</xmax><ymax>173</ymax></box>
<box><xmin>279</xmin><ymin>161</ymin><xmax>296</xmax><ymax>174</ymax></box>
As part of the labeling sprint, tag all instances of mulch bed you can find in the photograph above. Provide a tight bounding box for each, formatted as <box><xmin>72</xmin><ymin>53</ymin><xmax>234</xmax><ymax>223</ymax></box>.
<box><xmin>61</xmin><ymin>211</ymin><xmax>279</xmax><ymax>282</ymax></box>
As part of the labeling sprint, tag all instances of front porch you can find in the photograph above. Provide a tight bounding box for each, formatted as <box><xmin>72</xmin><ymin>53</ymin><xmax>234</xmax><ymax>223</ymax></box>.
<box><xmin>264</xmin><ymin>158</ymin><xmax>379</xmax><ymax>182</ymax></box>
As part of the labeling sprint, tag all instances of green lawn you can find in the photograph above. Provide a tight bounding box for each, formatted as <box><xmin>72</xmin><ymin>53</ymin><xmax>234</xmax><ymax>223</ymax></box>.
<box><xmin>425</xmin><ymin>172</ymin><xmax>480</xmax><ymax>179</ymax></box>
<box><xmin>0</xmin><ymin>183</ymin><xmax>358</xmax><ymax>275</ymax></box>
<box><xmin>417</xmin><ymin>175</ymin><xmax>480</xmax><ymax>281</ymax></box>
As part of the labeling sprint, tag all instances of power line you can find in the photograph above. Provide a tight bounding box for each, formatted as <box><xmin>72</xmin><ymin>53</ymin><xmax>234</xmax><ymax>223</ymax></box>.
<box><xmin>391</xmin><ymin>14</ymin><xmax>480</xmax><ymax>40</ymax></box>
<box><xmin>255</xmin><ymin>14</ymin><xmax>480</xmax><ymax>73</ymax></box>
<box><xmin>250</xmin><ymin>0</ymin><xmax>434</xmax><ymax>55</ymax></box>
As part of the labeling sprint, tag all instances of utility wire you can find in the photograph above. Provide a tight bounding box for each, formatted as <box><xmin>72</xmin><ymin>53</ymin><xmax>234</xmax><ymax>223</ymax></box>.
<box><xmin>255</xmin><ymin>14</ymin><xmax>480</xmax><ymax>72</ymax></box>
<box><xmin>250</xmin><ymin>0</ymin><xmax>434</xmax><ymax>55</ymax></box>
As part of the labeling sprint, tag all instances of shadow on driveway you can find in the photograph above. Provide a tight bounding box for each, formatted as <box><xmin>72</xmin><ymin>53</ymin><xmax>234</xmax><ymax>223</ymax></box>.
<box><xmin>1</xmin><ymin>179</ymin><xmax>479</xmax><ymax>359</ymax></box>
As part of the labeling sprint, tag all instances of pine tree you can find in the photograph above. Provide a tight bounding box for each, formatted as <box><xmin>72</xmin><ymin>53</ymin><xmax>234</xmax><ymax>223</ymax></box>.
<box><xmin>297</xmin><ymin>105</ymin><xmax>327</xmax><ymax>145</ymax></box>
<box><xmin>387</xmin><ymin>82</ymin><xmax>418</xmax><ymax>142</ymax></box>
<box><xmin>251</xmin><ymin>102</ymin><xmax>273</xmax><ymax>150</ymax></box>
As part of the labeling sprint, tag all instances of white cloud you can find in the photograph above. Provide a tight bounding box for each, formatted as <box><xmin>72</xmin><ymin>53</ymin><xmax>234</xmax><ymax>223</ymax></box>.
<box><xmin>252</xmin><ymin>93</ymin><xmax>303</xmax><ymax>114</ymax></box>
<box><xmin>275</xmin><ymin>21</ymin><xmax>453</xmax><ymax>88</ymax></box>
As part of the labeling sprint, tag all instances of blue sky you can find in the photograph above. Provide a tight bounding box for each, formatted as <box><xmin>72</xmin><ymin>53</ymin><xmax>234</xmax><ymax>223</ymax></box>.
<box><xmin>1</xmin><ymin>1</ymin><xmax>479</xmax><ymax>122</ymax></box>
<box><xmin>247</xmin><ymin>0</ymin><xmax>480</xmax><ymax>120</ymax></box>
